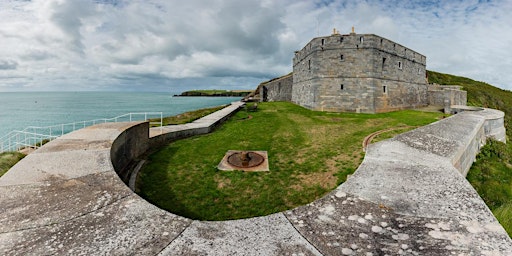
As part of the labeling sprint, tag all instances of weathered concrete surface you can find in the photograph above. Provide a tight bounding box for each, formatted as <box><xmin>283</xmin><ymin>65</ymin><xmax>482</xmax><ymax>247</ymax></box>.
<box><xmin>0</xmin><ymin>122</ymin><xmax>191</xmax><ymax>256</ymax></box>
<box><xmin>1</xmin><ymin>103</ymin><xmax>511</xmax><ymax>255</ymax></box>
<box><xmin>161</xmin><ymin>214</ymin><xmax>322</xmax><ymax>255</ymax></box>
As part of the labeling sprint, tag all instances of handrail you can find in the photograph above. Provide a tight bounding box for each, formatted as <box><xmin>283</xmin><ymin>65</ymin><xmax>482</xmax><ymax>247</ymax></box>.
<box><xmin>0</xmin><ymin>112</ymin><xmax>163</xmax><ymax>153</ymax></box>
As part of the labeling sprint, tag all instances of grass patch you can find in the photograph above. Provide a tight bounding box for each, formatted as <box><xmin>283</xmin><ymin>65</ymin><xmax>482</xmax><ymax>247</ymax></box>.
<box><xmin>137</xmin><ymin>102</ymin><xmax>444</xmax><ymax>220</ymax></box>
<box><xmin>0</xmin><ymin>152</ymin><xmax>25</xmax><ymax>177</ymax></box>
<box><xmin>467</xmin><ymin>139</ymin><xmax>512</xmax><ymax>236</ymax></box>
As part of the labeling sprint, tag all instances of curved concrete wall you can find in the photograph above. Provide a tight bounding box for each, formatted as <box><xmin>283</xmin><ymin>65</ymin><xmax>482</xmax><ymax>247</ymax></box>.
<box><xmin>1</xmin><ymin>104</ymin><xmax>511</xmax><ymax>255</ymax></box>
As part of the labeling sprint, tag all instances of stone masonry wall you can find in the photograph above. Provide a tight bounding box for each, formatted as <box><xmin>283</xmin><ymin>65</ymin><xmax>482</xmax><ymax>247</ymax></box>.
<box><xmin>292</xmin><ymin>33</ymin><xmax>428</xmax><ymax>113</ymax></box>
<box><xmin>428</xmin><ymin>85</ymin><xmax>468</xmax><ymax>107</ymax></box>
<box><xmin>261</xmin><ymin>74</ymin><xmax>293</xmax><ymax>102</ymax></box>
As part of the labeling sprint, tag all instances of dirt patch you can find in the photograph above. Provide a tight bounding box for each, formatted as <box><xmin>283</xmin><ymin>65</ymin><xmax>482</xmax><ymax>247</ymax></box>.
<box><xmin>215</xmin><ymin>176</ymin><xmax>232</xmax><ymax>189</ymax></box>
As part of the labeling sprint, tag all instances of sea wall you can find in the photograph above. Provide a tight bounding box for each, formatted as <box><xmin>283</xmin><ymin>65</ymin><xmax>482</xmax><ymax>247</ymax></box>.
<box><xmin>0</xmin><ymin>104</ymin><xmax>510</xmax><ymax>255</ymax></box>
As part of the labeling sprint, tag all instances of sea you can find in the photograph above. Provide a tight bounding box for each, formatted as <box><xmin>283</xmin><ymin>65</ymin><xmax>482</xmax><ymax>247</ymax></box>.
<box><xmin>0</xmin><ymin>92</ymin><xmax>241</xmax><ymax>139</ymax></box>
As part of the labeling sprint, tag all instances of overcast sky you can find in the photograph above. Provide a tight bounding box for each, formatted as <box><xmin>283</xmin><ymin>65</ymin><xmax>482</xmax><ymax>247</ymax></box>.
<box><xmin>0</xmin><ymin>0</ymin><xmax>511</xmax><ymax>92</ymax></box>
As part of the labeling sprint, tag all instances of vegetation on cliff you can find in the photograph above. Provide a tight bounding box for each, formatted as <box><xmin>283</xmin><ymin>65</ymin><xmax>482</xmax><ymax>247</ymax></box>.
<box><xmin>428</xmin><ymin>70</ymin><xmax>512</xmax><ymax>236</ymax></box>
<box><xmin>149</xmin><ymin>105</ymin><xmax>228</xmax><ymax>126</ymax></box>
<box><xmin>177</xmin><ymin>89</ymin><xmax>253</xmax><ymax>97</ymax></box>
<box><xmin>0</xmin><ymin>152</ymin><xmax>25</xmax><ymax>177</ymax></box>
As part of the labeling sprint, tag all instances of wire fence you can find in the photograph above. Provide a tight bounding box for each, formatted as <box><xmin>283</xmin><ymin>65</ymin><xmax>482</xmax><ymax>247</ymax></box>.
<box><xmin>0</xmin><ymin>112</ymin><xmax>163</xmax><ymax>153</ymax></box>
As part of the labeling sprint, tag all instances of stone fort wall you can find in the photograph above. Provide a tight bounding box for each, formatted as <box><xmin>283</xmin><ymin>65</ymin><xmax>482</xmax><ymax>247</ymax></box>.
<box><xmin>292</xmin><ymin>33</ymin><xmax>429</xmax><ymax>113</ymax></box>
<box><xmin>259</xmin><ymin>73</ymin><xmax>293</xmax><ymax>102</ymax></box>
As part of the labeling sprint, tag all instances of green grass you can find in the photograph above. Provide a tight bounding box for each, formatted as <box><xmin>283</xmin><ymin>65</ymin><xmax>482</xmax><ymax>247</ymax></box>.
<box><xmin>137</xmin><ymin>102</ymin><xmax>444</xmax><ymax>220</ymax></box>
<box><xmin>0</xmin><ymin>152</ymin><xmax>25</xmax><ymax>177</ymax></box>
<box><xmin>429</xmin><ymin>70</ymin><xmax>512</xmax><ymax>237</ymax></box>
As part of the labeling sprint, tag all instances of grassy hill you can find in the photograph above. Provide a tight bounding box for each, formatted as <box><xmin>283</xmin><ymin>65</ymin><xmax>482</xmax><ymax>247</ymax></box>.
<box><xmin>428</xmin><ymin>70</ymin><xmax>512</xmax><ymax>236</ymax></box>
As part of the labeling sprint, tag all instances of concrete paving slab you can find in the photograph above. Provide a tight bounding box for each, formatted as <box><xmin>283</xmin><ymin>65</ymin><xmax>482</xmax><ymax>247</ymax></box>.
<box><xmin>0</xmin><ymin>194</ymin><xmax>191</xmax><ymax>256</ymax></box>
<box><xmin>342</xmin><ymin>140</ymin><xmax>487</xmax><ymax>219</ymax></box>
<box><xmin>33</xmin><ymin>138</ymin><xmax>112</xmax><ymax>153</ymax></box>
<box><xmin>0</xmin><ymin>149</ymin><xmax>112</xmax><ymax>186</ymax></box>
<box><xmin>285</xmin><ymin>191</ymin><xmax>511</xmax><ymax>255</ymax></box>
<box><xmin>394</xmin><ymin>113</ymin><xmax>484</xmax><ymax>159</ymax></box>
<box><xmin>161</xmin><ymin>213</ymin><xmax>322</xmax><ymax>255</ymax></box>
<box><xmin>0</xmin><ymin>171</ymin><xmax>132</xmax><ymax>233</ymax></box>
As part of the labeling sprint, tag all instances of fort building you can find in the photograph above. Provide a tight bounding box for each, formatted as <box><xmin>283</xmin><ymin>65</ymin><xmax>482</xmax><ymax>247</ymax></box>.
<box><xmin>253</xmin><ymin>28</ymin><xmax>466</xmax><ymax>113</ymax></box>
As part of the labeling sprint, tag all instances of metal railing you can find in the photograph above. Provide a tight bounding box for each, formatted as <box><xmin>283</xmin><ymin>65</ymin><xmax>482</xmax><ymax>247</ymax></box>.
<box><xmin>0</xmin><ymin>112</ymin><xmax>163</xmax><ymax>153</ymax></box>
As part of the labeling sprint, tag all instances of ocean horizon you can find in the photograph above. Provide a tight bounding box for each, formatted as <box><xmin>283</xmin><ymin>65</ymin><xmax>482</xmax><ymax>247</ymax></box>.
<box><xmin>0</xmin><ymin>92</ymin><xmax>241</xmax><ymax>139</ymax></box>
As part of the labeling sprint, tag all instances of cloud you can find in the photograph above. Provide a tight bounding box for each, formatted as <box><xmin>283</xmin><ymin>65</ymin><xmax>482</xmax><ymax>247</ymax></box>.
<box><xmin>0</xmin><ymin>0</ymin><xmax>510</xmax><ymax>91</ymax></box>
<box><xmin>0</xmin><ymin>60</ymin><xmax>18</xmax><ymax>70</ymax></box>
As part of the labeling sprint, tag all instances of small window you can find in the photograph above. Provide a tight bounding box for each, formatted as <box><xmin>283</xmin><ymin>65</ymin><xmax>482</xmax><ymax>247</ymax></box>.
<box><xmin>383</xmin><ymin>86</ymin><xmax>387</xmax><ymax>93</ymax></box>
<box><xmin>398</xmin><ymin>61</ymin><xmax>402</xmax><ymax>69</ymax></box>
<box><xmin>340</xmin><ymin>84</ymin><xmax>344</xmax><ymax>90</ymax></box>
<box><xmin>356</xmin><ymin>45</ymin><xmax>359</xmax><ymax>49</ymax></box>
<box><xmin>360</xmin><ymin>36</ymin><xmax>364</xmax><ymax>43</ymax></box>
<box><xmin>340</xmin><ymin>37</ymin><xmax>344</xmax><ymax>43</ymax></box>
<box><xmin>340</xmin><ymin>54</ymin><xmax>344</xmax><ymax>61</ymax></box>
<box><xmin>308</xmin><ymin>60</ymin><xmax>311</xmax><ymax>70</ymax></box>
<box><xmin>380</xmin><ymin>38</ymin><xmax>383</xmax><ymax>45</ymax></box>
<box><xmin>393</xmin><ymin>44</ymin><xmax>396</xmax><ymax>49</ymax></box>
<box><xmin>382</xmin><ymin>57</ymin><xmax>386</xmax><ymax>68</ymax></box>
<box><xmin>321</xmin><ymin>39</ymin><xmax>325</xmax><ymax>45</ymax></box>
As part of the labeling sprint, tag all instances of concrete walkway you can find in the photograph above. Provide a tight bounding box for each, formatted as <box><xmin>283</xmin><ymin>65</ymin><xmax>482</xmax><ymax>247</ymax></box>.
<box><xmin>0</xmin><ymin>104</ymin><xmax>511</xmax><ymax>255</ymax></box>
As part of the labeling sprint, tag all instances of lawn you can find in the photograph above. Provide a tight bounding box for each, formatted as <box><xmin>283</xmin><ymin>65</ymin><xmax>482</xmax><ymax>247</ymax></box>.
<box><xmin>136</xmin><ymin>102</ymin><xmax>444</xmax><ymax>220</ymax></box>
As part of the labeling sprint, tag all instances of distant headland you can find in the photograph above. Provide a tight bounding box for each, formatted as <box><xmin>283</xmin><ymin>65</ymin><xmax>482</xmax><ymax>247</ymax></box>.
<box><xmin>175</xmin><ymin>89</ymin><xmax>253</xmax><ymax>97</ymax></box>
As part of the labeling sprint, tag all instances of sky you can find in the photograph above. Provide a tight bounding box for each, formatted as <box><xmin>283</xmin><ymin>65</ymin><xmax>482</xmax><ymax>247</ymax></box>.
<box><xmin>0</xmin><ymin>0</ymin><xmax>511</xmax><ymax>92</ymax></box>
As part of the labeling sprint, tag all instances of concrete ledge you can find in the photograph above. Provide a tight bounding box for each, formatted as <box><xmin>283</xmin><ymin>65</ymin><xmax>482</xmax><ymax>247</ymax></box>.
<box><xmin>1</xmin><ymin>104</ymin><xmax>511</xmax><ymax>255</ymax></box>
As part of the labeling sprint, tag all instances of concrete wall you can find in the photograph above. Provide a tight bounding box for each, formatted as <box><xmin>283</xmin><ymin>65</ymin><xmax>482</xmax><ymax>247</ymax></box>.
<box><xmin>261</xmin><ymin>74</ymin><xmax>293</xmax><ymax>102</ymax></box>
<box><xmin>292</xmin><ymin>33</ymin><xmax>428</xmax><ymax>113</ymax></box>
<box><xmin>111</xmin><ymin>122</ymin><xmax>149</xmax><ymax>183</ymax></box>
<box><xmin>428</xmin><ymin>85</ymin><xmax>467</xmax><ymax>107</ymax></box>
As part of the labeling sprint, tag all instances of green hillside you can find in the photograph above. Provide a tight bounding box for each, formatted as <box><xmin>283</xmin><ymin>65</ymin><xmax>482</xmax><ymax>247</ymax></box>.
<box><xmin>428</xmin><ymin>70</ymin><xmax>512</xmax><ymax>236</ymax></box>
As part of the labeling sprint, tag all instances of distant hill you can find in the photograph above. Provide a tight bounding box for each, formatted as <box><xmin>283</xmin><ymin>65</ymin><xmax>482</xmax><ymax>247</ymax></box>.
<box><xmin>176</xmin><ymin>90</ymin><xmax>253</xmax><ymax>97</ymax></box>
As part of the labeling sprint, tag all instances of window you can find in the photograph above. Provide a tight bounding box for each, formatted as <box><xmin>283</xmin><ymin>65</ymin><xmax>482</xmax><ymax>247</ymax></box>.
<box><xmin>308</xmin><ymin>60</ymin><xmax>311</xmax><ymax>70</ymax></box>
<box><xmin>321</xmin><ymin>38</ymin><xmax>325</xmax><ymax>45</ymax></box>
<box><xmin>398</xmin><ymin>61</ymin><xmax>402</xmax><ymax>69</ymax></box>
<box><xmin>382</xmin><ymin>57</ymin><xmax>386</xmax><ymax>69</ymax></box>
<box><xmin>383</xmin><ymin>86</ymin><xmax>387</xmax><ymax>93</ymax></box>
<box><xmin>340</xmin><ymin>54</ymin><xmax>344</xmax><ymax>61</ymax></box>
<box><xmin>340</xmin><ymin>84</ymin><xmax>344</xmax><ymax>90</ymax></box>
<box><xmin>380</xmin><ymin>38</ymin><xmax>383</xmax><ymax>45</ymax></box>
<box><xmin>360</xmin><ymin>36</ymin><xmax>364</xmax><ymax>43</ymax></box>
<box><xmin>340</xmin><ymin>37</ymin><xmax>344</xmax><ymax>43</ymax></box>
